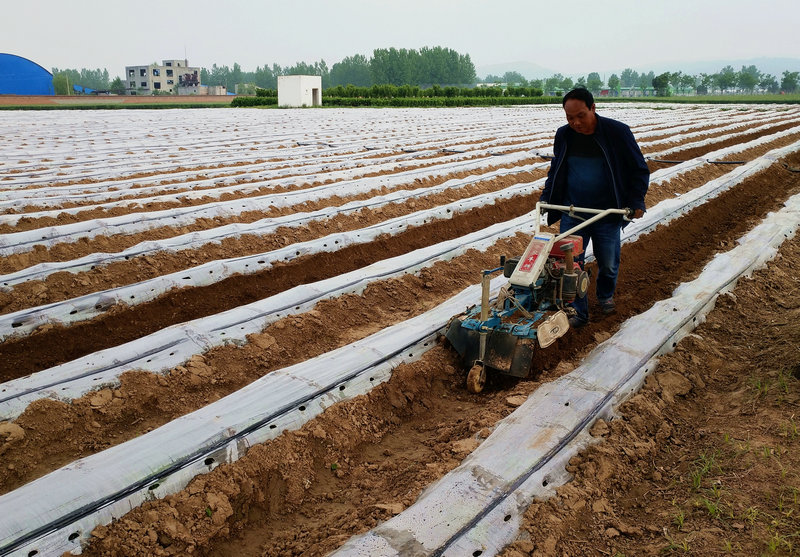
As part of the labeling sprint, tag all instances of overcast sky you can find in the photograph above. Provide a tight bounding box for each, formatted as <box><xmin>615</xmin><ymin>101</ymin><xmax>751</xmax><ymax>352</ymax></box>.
<box><xmin>3</xmin><ymin>0</ymin><xmax>798</xmax><ymax>78</ymax></box>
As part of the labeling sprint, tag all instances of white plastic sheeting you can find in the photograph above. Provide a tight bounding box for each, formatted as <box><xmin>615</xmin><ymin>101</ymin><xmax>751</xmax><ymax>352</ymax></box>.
<box><xmin>332</xmin><ymin>175</ymin><xmax>800</xmax><ymax>557</ymax></box>
<box><xmin>4</xmin><ymin>138</ymin><xmax>800</xmax><ymax>413</ymax></box>
<box><xmin>0</xmin><ymin>177</ymin><xmax>543</xmax><ymax>340</ymax></box>
<box><xmin>637</xmin><ymin>112</ymin><xmax>800</xmax><ymax>153</ymax></box>
<box><xmin>647</xmin><ymin>124</ymin><xmax>800</xmax><ymax>187</ymax></box>
<box><xmin>0</xmin><ymin>143</ymin><xmax>543</xmax><ymax>213</ymax></box>
<box><xmin>0</xmin><ymin>163</ymin><xmax>548</xmax><ymax>289</ymax></box>
<box><xmin>0</xmin><ymin>150</ymin><xmax>535</xmax><ymax>250</ymax></box>
<box><xmin>0</xmin><ymin>105</ymin><xmax>797</xmax><ymax>556</ymax></box>
<box><xmin>0</xmin><ymin>107</ymin><xmax>563</xmax><ymax>184</ymax></box>
<box><xmin>3</xmin><ymin>144</ymin><xmax>798</xmax><ymax>557</ymax></box>
<box><xmin>0</xmin><ymin>274</ymin><xmax>499</xmax><ymax>557</ymax></box>
<box><xmin>0</xmin><ymin>214</ymin><xmax>539</xmax><ymax>421</ymax></box>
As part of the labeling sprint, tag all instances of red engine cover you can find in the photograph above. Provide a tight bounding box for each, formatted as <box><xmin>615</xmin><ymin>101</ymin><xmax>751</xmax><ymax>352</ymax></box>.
<box><xmin>550</xmin><ymin>235</ymin><xmax>583</xmax><ymax>258</ymax></box>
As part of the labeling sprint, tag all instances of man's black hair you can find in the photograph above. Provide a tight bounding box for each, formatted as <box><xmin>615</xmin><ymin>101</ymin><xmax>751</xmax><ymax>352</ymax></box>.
<box><xmin>562</xmin><ymin>88</ymin><xmax>594</xmax><ymax>108</ymax></box>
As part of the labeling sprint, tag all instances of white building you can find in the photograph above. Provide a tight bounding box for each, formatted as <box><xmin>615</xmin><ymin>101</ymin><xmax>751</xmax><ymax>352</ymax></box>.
<box><xmin>124</xmin><ymin>59</ymin><xmax>201</xmax><ymax>95</ymax></box>
<box><xmin>177</xmin><ymin>84</ymin><xmax>227</xmax><ymax>96</ymax></box>
<box><xmin>277</xmin><ymin>75</ymin><xmax>322</xmax><ymax>107</ymax></box>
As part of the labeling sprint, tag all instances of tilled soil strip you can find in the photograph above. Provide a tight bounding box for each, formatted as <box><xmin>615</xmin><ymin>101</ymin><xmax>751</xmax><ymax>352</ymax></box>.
<box><xmin>638</xmin><ymin>117</ymin><xmax>797</xmax><ymax>156</ymax></box>
<box><xmin>6</xmin><ymin>149</ymin><xmax>470</xmax><ymax>211</ymax></box>
<box><xmin>4</xmin><ymin>125</ymin><xmax>800</xmax><ymax>379</ymax></box>
<box><xmin>500</xmin><ymin>233</ymin><xmax>800</xmax><ymax>557</ymax></box>
<box><xmin>75</xmin><ymin>150</ymin><xmax>800</xmax><ymax>557</ymax></box>
<box><xmin>0</xmin><ymin>161</ymin><xmax>543</xmax><ymax>272</ymax></box>
<box><xmin>4</xmin><ymin>117</ymin><xmax>789</xmax><ymax>234</ymax></box>
<box><xmin>5</xmin><ymin>129</ymin><xmax>800</xmax><ymax>316</ymax></box>
<box><xmin>0</xmin><ymin>170</ymin><xmax>544</xmax><ymax>313</ymax></box>
<box><xmin>0</xmin><ymin>150</ymin><xmax>519</xmax><ymax>232</ymax></box>
<box><xmin>0</xmin><ymin>185</ymin><xmax>547</xmax><ymax>380</ymax></box>
<box><xmin>0</xmin><ymin>149</ymin><xmax>792</xmax><ymax>492</ymax></box>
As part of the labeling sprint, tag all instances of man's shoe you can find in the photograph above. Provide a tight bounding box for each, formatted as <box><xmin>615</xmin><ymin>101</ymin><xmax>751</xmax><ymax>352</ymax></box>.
<box><xmin>599</xmin><ymin>299</ymin><xmax>616</xmax><ymax>315</ymax></box>
<box><xmin>568</xmin><ymin>315</ymin><xmax>587</xmax><ymax>329</ymax></box>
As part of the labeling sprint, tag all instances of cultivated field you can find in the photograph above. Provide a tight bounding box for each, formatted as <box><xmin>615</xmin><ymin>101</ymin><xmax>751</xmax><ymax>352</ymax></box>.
<box><xmin>1</xmin><ymin>104</ymin><xmax>800</xmax><ymax>556</ymax></box>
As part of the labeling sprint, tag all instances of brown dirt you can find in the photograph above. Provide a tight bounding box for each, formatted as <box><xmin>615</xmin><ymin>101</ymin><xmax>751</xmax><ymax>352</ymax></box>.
<box><xmin>0</xmin><ymin>159</ymin><xmax>539</xmax><ymax>268</ymax></box>
<box><xmin>501</xmin><ymin>236</ymin><xmax>800</xmax><ymax>557</ymax></box>
<box><xmin>2</xmin><ymin>108</ymin><xmax>800</xmax><ymax>557</ymax></box>
<box><xmin>0</xmin><ymin>151</ymin><xmax>494</xmax><ymax>233</ymax></box>
<box><xmin>0</xmin><ymin>95</ymin><xmax>234</xmax><ymax>107</ymax></box>
<box><xmin>76</xmin><ymin>155</ymin><xmax>800</xmax><ymax>556</ymax></box>
<box><xmin>0</xmin><ymin>168</ymin><xmax>545</xmax><ymax>309</ymax></box>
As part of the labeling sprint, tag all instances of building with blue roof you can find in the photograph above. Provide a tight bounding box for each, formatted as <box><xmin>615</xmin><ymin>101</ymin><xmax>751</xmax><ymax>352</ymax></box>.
<box><xmin>0</xmin><ymin>53</ymin><xmax>54</xmax><ymax>95</ymax></box>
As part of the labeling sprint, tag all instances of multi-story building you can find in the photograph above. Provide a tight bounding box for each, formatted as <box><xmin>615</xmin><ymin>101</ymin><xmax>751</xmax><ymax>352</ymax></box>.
<box><xmin>124</xmin><ymin>59</ymin><xmax>200</xmax><ymax>95</ymax></box>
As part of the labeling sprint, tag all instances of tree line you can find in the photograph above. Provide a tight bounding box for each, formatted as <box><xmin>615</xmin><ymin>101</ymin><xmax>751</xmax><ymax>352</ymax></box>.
<box><xmin>202</xmin><ymin>46</ymin><xmax>477</xmax><ymax>91</ymax></box>
<box><xmin>487</xmin><ymin>66</ymin><xmax>800</xmax><ymax>96</ymax></box>
<box><xmin>51</xmin><ymin>51</ymin><xmax>800</xmax><ymax>97</ymax></box>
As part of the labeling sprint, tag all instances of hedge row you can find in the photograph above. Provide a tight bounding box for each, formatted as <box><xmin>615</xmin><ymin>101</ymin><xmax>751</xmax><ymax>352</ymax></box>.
<box><xmin>324</xmin><ymin>84</ymin><xmax>544</xmax><ymax>99</ymax></box>
<box><xmin>231</xmin><ymin>96</ymin><xmax>277</xmax><ymax>107</ymax></box>
<box><xmin>231</xmin><ymin>96</ymin><xmax>559</xmax><ymax>108</ymax></box>
<box><xmin>322</xmin><ymin>96</ymin><xmax>556</xmax><ymax>107</ymax></box>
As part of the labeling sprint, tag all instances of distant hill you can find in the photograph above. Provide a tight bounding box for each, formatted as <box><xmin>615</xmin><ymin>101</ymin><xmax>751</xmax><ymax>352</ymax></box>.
<box><xmin>477</xmin><ymin>57</ymin><xmax>800</xmax><ymax>81</ymax></box>
<box><xmin>476</xmin><ymin>60</ymin><xmax>557</xmax><ymax>80</ymax></box>
<box><xmin>615</xmin><ymin>57</ymin><xmax>800</xmax><ymax>78</ymax></box>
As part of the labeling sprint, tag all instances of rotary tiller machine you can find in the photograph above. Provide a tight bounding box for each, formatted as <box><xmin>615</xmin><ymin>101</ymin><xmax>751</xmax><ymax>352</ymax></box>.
<box><xmin>444</xmin><ymin>202</ymin><xmax>631</xmax><ymax>393</ymax></box>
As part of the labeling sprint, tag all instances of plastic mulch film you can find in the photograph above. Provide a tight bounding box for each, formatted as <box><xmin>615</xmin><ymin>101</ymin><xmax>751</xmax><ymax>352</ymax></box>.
<box><xmin>332</xmin><ymin>181</ymin><xmax>800</xmax><ymax>557</ymax></box>
<box><xmin>0</xmin><ymin>150</ymin><xmax>535</xmax><ymax>247</ymax></box>
<box><xmin>0</xmin><ymin>177</ymin><xmax>543</xmax><ymax>340</ymax></box>
<box><xmin>0</xmin><ymin>274</ymin><xmax>507</xmax><ymax>557</ymax></box>
<box><xmin>0</xmin><ymin>163</ymin><xmax>547</xmax><ymax>288</ymax></box>
<box><xmin>0</xmin><ymin>214</ymin><xmax>538</xmax><ymax>421</ymax></box>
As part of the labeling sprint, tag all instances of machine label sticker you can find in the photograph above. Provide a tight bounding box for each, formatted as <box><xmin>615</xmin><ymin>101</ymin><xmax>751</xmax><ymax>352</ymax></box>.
<box><xmin>520</xmin><ymin>253</ymin><xmax>539</xmax><ymax>272</ymax></box>
<box><xmin>519</xmin><ymin>236</ymin><xmax>551</xmax><ymax>272</ymax></box>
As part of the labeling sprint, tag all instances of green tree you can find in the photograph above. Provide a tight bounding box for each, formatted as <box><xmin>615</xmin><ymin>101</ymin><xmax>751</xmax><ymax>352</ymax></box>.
<box><xmin>52</xmin><ymin>73</ymin><xmax>71</xmax><ymax>95</ymax></box>
<box><xmin>737</xmin><ymin>65</ymin><xmax>760</xmax><ymax>93</ymax></box>
<box><xmin>253</xmin><ymin>64</ymin><xmax>278</xmax><ymax>89</ymax></box>
<box><xmin>760</xmin><ymin>74</ymin><xmax>779</xmax><ymax>94</ymax></box>
<box><xmin>502</xmin><ymin>71</ymin><xmax>527</xmax><ymax>85</ymax></box>
<box><xmin>109</xmin><ymin>77</ymin><xmax>125</xmax><ymax>95</ymax></box>
<box><xmin>668</xmin><ymin>72</ymin><xmax>682</xmax><ymax>94</ymax></box>
<box><xmin>696</xmin><ymin>73</ymin><xmax>713</xmax><ymax>95</ymax></box>
<box><xmin>544</xmin><ymin>74</ymin><xmax>564</xmax><ymax>95</ymax></box>
<box><xmin>370</xmin><ymin>47</ymin><xmax>415</xmax><ymax>85</ymax></box>
<box><xmin>620</xmin><ymin>68</ymin><xmax>639</xmax><ymax>88</ymax></box>
<box><xmin>680</xmin><ymin>74</ymin><xmax>696</xmax><ymax>95</ymax></box>
<box><xmin>638</xmin><ymin>72</ymin><xmax>653</xmax><ymax>94</ymax></box>
<box><xmin>652</xmin><ymin>72</ymin><xmax>671</xmax><ymax>96</ymax></box>
<box><xmin>607</xmin><ymin>74</ymin><xmax>620</xmax><ymax>96</ymax></box>
<box><xmin>586</xmin><ymin>72</ymin><xmax>603</xmax><ymax>94</ymax></box>
<box><xmin>230</xmin><ymin>62</ymin><xmax>244</xmax><ymax>91</ymax></box>
<box><xmin>51</xmin><ymin>67</ymin><xmax>114</xmax><ymax>91</ymax></box>
<box><xmin>715</xmin><ymin>65</ymin><xmax>737</xmax><ymax>93</ymax></box>
<box><xmin>329</xmin><ymin>54</ymin><xmax>371</xmax><ymax>87</ymax></box>
<box><xmin>781</xmin><ymin>70</ymin><xmax>799</xmax><ymax>93</ymax></box>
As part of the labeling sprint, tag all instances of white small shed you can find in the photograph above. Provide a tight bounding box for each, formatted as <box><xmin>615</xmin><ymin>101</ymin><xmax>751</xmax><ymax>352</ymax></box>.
<box><xmin>277</xmin><ymin>75</ymin><xmax>322</xmax><ymax>107</ymax></box>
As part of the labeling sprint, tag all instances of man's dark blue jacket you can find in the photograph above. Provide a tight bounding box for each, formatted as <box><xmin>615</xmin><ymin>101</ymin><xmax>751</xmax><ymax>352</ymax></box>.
<box><xmin>540</xmin><ymin>113</ymin><xmax>650</xmax><ymax>225</ymax></box>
